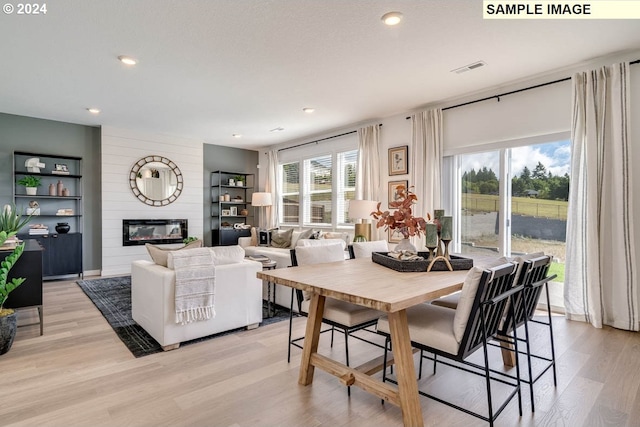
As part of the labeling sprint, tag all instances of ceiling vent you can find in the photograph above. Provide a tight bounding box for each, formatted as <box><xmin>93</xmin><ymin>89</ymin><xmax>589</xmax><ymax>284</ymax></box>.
<box><xmin>451</xmin><ymin>61</ymin><xmax>486</xmax><ymax>74</ymax></box>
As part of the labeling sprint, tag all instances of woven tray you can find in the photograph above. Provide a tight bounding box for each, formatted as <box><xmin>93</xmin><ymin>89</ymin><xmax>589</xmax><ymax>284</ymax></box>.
<box><xmin>371</xmin><ymin>252</ymin><xmax>473</xmax><ymax>273</ymax></box>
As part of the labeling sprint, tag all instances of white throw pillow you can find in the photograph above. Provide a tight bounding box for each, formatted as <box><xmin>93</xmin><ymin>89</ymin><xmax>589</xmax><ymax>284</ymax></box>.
<box><xmin>295</xmin><ymin>243</ymin><xmax>345</xmax><ymax>300</ymax></box>
<box><xmin>145</xmin><ymin>239</ymin><xmax>203</xmax><ymax>267</ymax></box>
<box><xmin>297</xmin><ymin>238</ymin><xmax>346</xmax><ymax>250</ymax></box>
<box><xmin>209</xmin><ymin>245</ymin><xmax>246</xmax><ymax>265</ymax></box>
<box><xmin>352</xmin><ymin>240</ymin><xmax>389</xmax><ymax>258</ymax></box>
<box><xmin>452</xmin><ymin>257</ymin><xmax>511</xmax><ymax>343</ymax></box>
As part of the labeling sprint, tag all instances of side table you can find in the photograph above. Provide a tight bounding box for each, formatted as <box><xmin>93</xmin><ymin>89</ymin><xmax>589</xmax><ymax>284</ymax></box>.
<box><xmin>260</xmin><ymin>260</ymin><xmax>278</xmax><ymax>317</ymax></box>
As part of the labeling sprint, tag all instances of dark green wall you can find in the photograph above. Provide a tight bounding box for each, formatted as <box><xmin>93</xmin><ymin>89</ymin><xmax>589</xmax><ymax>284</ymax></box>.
<box><xmin>203</xmin><ymin>143</ymin><xmax>258</xmax><ymax>246</ymax></box>
<box><xmin>0</xmin><ymin>113</ymin><xmax>102</xmax><ymax>271</ymax></box>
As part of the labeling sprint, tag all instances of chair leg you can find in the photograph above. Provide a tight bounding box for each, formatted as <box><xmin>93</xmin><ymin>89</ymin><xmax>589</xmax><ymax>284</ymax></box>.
<box><xmin>522</xmin><ymin>316</ymin><xmax>535</xmax><ymax>412</ymax></box>
<box><xmin>331</xmin><ymin>325</ymin><xmax>335</xmax><ymax>347</ymax></box>
<box><xmin>287</xmin><ymin>289</ymin><xmax>295</xmax><ymax>363</ymax></box>
<box><xmin>433</xmin><ymin>354</ymin><xmax>437</xmax><ymax>374</ymax></box>
<box><xmin>479</xmin><ymin>309</ymin><xmax>496</xmax><ymax>426</ymax></box>
<box><xmin>544</xmin><ymin>283</ymin><xmax>558</xmax><ymax>387</ymax></box>
<box><xmin>418</xmin><ymin>350</ymin><xmax>424</xmax><ymax>380</ymax></box>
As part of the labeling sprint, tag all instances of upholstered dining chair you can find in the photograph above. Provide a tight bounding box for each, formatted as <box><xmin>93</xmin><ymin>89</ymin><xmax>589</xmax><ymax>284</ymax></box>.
<box><xmin>347</xmin><ymin>239</ymin><xmax>389</xmax><ymax>259</ymax></box>
<box><xmin>431</xmin><ymin>253</ymin><xmax>557</xmax><ymax>412</ymax></box>
<box><xmin>377</xmin><ymin>262</ymin><xmax>522</xmax><ymax>426</ymax></box>
<box><xmin>287</xmin><ymin>243</ymin><xmax>383</xmax><ymax>395</ymax></box>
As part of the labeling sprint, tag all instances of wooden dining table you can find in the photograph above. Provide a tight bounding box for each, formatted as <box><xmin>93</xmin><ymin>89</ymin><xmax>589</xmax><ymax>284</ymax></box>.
<box><xmin>257</xmin><ymin>257</ymin><xmax>469</xmax><ymax>427</ymax></box>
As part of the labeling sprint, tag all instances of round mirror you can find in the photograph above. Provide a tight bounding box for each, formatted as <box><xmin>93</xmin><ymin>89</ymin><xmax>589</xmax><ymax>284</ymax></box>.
<box><xmin>129</xmin><ymin>155</ymin><xmax>183</xmax><ymax>206</ymax></box>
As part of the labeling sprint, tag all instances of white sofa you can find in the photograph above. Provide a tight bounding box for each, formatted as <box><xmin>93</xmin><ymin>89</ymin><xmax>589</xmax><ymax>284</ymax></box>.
<box><xmin>239</xmin><ymin>229</ymin><xmax>351</xmax><ymax>308</ymax></box>
<box><xmin>131</xmin><ymin>246</ymin><xmax>263</xmax><ymax>350</ymax></box>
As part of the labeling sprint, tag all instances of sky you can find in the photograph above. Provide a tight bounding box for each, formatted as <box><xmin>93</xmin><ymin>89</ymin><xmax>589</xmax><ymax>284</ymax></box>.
<box><xmin>461</xmin><ymin>140</ymin><xmax>571</xmax><ymax>178</ymax></box>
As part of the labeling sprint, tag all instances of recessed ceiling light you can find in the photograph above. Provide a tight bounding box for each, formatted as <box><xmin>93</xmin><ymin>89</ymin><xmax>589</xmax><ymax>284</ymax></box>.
<box><xmin>269</xmin><ymin>127</ymin><xmax>285</xmax><ymax>133</ymax></box>
<box><xmin>117</xmin><ymin>55</ymin><xmax>137</xmax><ymax>65</ymax></box>
<box><xmin>87</xmin><ymin>108</ymin><xmax>101</xmax><ymax>114</ymax></box>
<box><xmin>381</xmin><ymin>11</ymin><xmax>403</xmax><ymax>26</ymax></box>
<box><xmin>302</xmin><ymin>108</ymin><xmax>315</xmax><ymax>113</ymax></box>
<box><xmin>232</xmin><ymin>134</ymin><xmax>242</xmax><ymax>138</ymax></box>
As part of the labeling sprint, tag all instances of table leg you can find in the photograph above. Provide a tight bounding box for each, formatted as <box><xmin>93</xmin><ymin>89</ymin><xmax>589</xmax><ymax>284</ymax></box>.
<box><xmin>299</xmin><ymin>293</ymin><xmax>326</xmax><ymax>386</ymax></box>
<box><xmin>388</xmin><ymin>310</ymin><xmax>424</xmax><ymax>427</ymax></box>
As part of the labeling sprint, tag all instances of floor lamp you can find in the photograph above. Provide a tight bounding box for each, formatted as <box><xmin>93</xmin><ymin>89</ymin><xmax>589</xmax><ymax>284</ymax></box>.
<box><xmin>348</xmin><ymin>200</ymin><xmax>378</xmax><ymax>242</ymax></box>
<box><xmin>252</xmin><ymin>192</ymin><xmax>272</xmax><ymax>229</ymax></box>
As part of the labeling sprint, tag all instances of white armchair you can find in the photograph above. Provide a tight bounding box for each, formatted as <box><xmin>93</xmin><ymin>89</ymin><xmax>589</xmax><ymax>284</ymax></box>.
<box><xmin>131</xmin><ymin>246</ymin><xmax>263</xmax><ymax>350</ymax></box>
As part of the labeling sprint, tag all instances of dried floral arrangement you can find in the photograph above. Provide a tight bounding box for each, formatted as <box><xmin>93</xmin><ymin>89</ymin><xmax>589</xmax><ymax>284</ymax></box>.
<box><xmin>372</xmin><ymin>184</ymin><xmax>428</xmax><ymax>239</ymax></box>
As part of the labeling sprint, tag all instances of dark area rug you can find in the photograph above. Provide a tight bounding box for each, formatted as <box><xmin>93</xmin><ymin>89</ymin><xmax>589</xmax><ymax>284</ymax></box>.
<box><xmin>76</xmin><ymin>276</ymin><xmax>290</xmax><ymax>358</ymax></box>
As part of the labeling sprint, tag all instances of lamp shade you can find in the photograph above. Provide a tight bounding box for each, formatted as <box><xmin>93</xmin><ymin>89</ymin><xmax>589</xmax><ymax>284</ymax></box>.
<box><xmin>348</xmin><ymin>200</ymin><xmax>378</xmax><ymax>220</ymax></box>
<box><xmin>252</xmin><ymin>192</ymin><xmax>272</xmax><ymax>207</ymax></box>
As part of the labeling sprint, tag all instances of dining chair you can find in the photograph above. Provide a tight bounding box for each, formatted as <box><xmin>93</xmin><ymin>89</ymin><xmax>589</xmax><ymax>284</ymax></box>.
<box><xmin>377</xmin><ymin>262</ymin><xmax>522</xmax><ymax>426</ymax></box>
<box><xmin>287</xmin><ymin>243</ymin><xmax>383</xmax><ymax>396</ymax></box>
<box><xmin>431</xmin><ymin>254</ymin><xmax>557</xmax><ymax>412</ymax></box>
<box><xmin>491</xmin><ymin>255</ymin><xmax>557</xmax><ymax>412</ymax></box>
<box><xmin>347</xmin><ymin>240</ymin><xmax>389</xmax><ymax>259</ymax></box>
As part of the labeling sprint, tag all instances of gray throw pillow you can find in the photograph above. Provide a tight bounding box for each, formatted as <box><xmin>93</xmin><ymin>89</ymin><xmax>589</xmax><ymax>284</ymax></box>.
<box><xmin>270</xmin><ymin>229</ymin><xmax>294</xmax><ymax>248</ymax></box>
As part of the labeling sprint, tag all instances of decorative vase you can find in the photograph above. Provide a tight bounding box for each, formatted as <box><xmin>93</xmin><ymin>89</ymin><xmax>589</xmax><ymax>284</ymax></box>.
<box><xmin>240</xmin><ymin>208</ymin><xmax>249</xmax><ymax>216</ymax></box>
<box><xmin>0</xmin><ymin>309</ymin><xmax>18</xmax><ymax>356</ymax></box>
<box><xmin>395</xmin><ymin>238</ymin><xmax>417</xmax><ymax>253</ymax></box>
<box><xmin>57</xmin><ymin>180</ymin><xmax>64</xmax><ymax>196</ymax></box>
<box><xmin>55</xmin><ymin>222</ymin><xmax>70</xmax><ymax>234</ymax></box>
<box><xmin>49</xmin><ymin>183</ymin><xmax>56</xmax><ymax>196</ymax></box>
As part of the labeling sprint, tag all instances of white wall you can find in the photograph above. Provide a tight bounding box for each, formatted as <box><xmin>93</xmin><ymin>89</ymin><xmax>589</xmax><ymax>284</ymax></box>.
<box><xmin>101</xmin><ymin>126</ymin><xmax>204</xmax><ymax>276</ymax></box>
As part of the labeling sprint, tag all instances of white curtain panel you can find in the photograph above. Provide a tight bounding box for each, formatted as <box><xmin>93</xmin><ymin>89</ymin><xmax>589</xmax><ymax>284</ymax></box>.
<box><xmin>264</xmin><ymin>149</ymin><xmax>279</xmax><ymax>229</ymax></box>
<box><xmin>411</xmin><ymin>109</ymin><xmax>443</xmax><ymax>249</ymax></box>
<box><xmin>356</xmin><ymin>125</ymin><xmax>381</xmax><ymax>240</ymax></box>
<box><xmin>565</xmin><ymin>62</ymin><xmax>638</xmax><ymax>330</ymax></box>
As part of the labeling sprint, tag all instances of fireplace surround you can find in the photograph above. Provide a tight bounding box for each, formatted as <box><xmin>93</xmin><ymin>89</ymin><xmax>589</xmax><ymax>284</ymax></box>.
<box><xmin>123</xmin><ymin>219</ymin><xmax>188</xmax><ymax>246</ymax></box>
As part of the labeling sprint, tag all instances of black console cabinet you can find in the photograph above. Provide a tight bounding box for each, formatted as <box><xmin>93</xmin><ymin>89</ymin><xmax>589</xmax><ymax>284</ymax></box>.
<box><xmin>18</xmin><ymin>233</ymin><xmax>82</xmax><ymax>278</ymax></box>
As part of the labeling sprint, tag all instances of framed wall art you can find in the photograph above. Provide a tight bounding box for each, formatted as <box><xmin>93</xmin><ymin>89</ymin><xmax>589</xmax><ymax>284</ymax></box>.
<box><xmin>388</xmin><ymin>180</ymin><xmax>408</xmax><ymax>208</ymax></box>
<box><xmin>388</xmin><ymin>145</ymin><xmax>408</xmax><ymax>176</ymax></box>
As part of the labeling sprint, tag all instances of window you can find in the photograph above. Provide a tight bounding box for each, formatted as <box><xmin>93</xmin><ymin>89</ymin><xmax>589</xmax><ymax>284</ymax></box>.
<box><xmin>278</xmin><ymin>148</ymin><xmax>358</xmax><ymax>228</ymax></box>
<box><xmin>304</xmin><ymin>155</ymin><xmax>332</xmax><ymax>225</ymax></box>
<box><xmin>281</xmin><ymin>162</ymin><xmax>300</xmax><ymax>224</ymax></box>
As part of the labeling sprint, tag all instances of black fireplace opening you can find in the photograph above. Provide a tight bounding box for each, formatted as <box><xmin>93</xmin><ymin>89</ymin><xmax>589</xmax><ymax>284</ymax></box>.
<box><xmin>123</xmin><ymin>219</ymin><xmax>188</xmax><ymax>246</ymax></box>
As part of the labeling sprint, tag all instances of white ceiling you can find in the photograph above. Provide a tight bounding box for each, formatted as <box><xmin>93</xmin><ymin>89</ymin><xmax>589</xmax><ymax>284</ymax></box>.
<box><xmin>1</xmin><ymin>0</ymin><xmax>639</xmax><ymax>150</ymax></box>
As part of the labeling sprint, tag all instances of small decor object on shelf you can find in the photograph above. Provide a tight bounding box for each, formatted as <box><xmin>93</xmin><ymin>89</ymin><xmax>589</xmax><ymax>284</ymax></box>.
<box><xmin>55</xmin><ymin>222</ymin><xmax>70</xmax><ymax>234</ymax></box>
<box><xmin>52</xmin><ymin>163</ymin><xmax>69</xmax><ymax>175</ymax></box>
<box><xmin>372</xmin><ymin>184</ymin><xmax>427</xmax><ymax>254</ymax></box>
<box><xmin>234</xmin><ymin>176</ymin><xmax>245</xmax><ymax>187</ymax></box>
<box><xmin>56</xmin><ymin>180</ymin><xmax>64</xmax><ymax>196</ymax></box>
<box><xmin>24</xmin><ymin>158</ymin><xmax>45</xmax><ymax>173</ymax></box>
<box><xmin>48</xmin><ymin>183</ymin><xmax>56</xmax><ymax>196</ymax></box>
<box><xmin>17</xmin><ymin>175</ymin><xmax>42</xmax><ymax>196</ymax></box>
<box><xmin>26</xmin><ymin>201</ymin><xmax>40</xmax><ymax>216</ymax></box>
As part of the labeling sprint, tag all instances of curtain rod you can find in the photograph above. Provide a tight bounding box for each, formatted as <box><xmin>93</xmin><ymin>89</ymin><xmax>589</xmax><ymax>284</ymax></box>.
<box><xmin>275</xmin><ymin>123</ymin><xmax>382</xmax><ymax>153</ymax></box>
<box><xmin>405</xmin><ymin>58</ymin><xmax>640</xmax><ymax>119</ymax></box>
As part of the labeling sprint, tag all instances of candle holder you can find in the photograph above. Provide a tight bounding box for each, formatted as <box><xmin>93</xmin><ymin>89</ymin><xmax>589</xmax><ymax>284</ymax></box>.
<box><xmin>441</xmin><ymin>238</ymin><xmax>452</xmax><ymax>260</ymax></box>
<box><xmin>436</xmin><ymin>233</ymin><xmax>443</xmax><ymax>257</ymax></box>
<box><xmin>425</xmin><ymin>245</ymin><xmax>437</xmax><ymax>261</ymax></box>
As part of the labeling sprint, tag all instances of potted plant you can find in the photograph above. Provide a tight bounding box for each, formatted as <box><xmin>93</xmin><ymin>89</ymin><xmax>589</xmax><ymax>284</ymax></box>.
<box><xmin>17</xmin><ymin>175</ymin><xmax>42</xmax><ymax>196</ymax></box>
<box><xmin>0</xmin><ymin>204</ymin><xmax>32</xmax><ymax>355</ymax></box>
<box><xmin>233</xmin><ymin>175</ymin><xmax>245</xmax><ymax>187</ymax></box>
<box><xmin>0</xmin><ymin>204</ymin><xmax>33</xmax><ymax>246</ymax></box>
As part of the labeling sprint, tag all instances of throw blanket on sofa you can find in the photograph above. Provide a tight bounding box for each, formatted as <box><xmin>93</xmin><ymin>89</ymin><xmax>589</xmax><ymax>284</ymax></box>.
<box><xmin>171</xmin><ymin>248</ymin><xmax>216</xmax><ymax>325</ymax></box>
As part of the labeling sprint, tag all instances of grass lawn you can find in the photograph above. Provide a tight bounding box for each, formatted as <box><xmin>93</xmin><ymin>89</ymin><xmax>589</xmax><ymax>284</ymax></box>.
<box><xmin>548</xmin><ymin>261</ymin><xmax>565</xmax><ymax>283</ymax></box>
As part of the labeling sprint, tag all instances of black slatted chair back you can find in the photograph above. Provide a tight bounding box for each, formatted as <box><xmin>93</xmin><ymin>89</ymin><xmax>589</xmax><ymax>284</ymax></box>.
<box><xmin>459</xmin><ymin>262</ymin><xmax>518</xmax><ymax>360</ymax></box>
<box><xmin>502</xmin><ymin>255</ymin><xmax>552</xmax><ymax>335</ymax></box>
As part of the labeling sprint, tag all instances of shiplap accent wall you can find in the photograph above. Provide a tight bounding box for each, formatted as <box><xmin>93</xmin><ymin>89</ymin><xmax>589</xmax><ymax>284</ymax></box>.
<box><xmin>101</xmin><ymin>126</ymin><xmax>204</xmax><ymax>276</ymax></box>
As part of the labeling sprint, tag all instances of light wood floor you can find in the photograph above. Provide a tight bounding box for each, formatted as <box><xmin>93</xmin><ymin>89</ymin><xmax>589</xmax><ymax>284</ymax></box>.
<box><xmin>3</xmin><ymin>277</ymin><xmax>640</xmax><ymax>427</ymax></box>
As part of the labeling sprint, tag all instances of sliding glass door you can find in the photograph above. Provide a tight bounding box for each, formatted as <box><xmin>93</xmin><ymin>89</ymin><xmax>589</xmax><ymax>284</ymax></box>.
<box><xmin>453</xmin><ymin>139</ymin><xmax>570</xmax><ymax>309</ymax></box>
